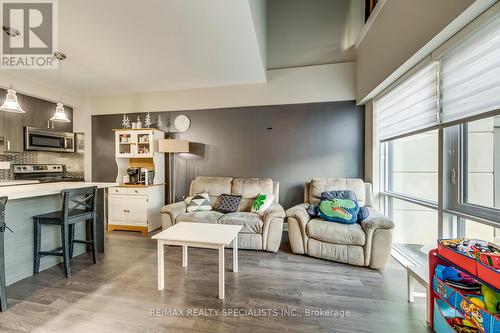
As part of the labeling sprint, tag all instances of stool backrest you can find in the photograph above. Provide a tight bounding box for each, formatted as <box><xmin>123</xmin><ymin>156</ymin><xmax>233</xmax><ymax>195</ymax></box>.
<box><xmin>0</xmin><ymin>197</ymin><xmax>7</xmax><ymax>232</ymax></box>
<box><xmin>60</xmin><ymin>187</ymin><xmax>97</xmax><ymax>221</ymax></box>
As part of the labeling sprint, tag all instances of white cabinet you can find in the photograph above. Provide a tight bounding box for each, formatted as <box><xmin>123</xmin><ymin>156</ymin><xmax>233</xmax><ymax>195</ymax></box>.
<box><xmin>108</xmin><ymin>195</ymin><xmax>128</xmax><ymax>222</ymax></box>
<box><xmin>127</xmin><ymin>196</ymin><xmax>148</xmax><ymax>224</ymax></box>
<box><xmin>107</xmin><ymin>186</ymin><xmax>164</xmax><ymax>234</ymax></box>
<box><xmin>115</xmin><ymin>129</ymin><xmax>161</xmax><ymax>158</ymax></box>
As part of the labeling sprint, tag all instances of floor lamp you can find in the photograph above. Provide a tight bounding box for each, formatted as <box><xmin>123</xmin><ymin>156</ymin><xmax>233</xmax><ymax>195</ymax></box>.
<box><xmin>159</xmin><ymin>139</ymin><xmax>190</xmax><ymax>203</ymax></box>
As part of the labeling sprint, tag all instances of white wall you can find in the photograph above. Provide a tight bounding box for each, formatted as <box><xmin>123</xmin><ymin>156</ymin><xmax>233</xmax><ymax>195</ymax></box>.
<box><xmin>84</xmin><ymin>62</ymin><xmax>355</xmax><ymax>115</ymax></box>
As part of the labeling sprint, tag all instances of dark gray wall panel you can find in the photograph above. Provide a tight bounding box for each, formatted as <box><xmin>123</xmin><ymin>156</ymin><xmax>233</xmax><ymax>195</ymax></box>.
<box><xmin>92</xmin><ymin>101</ymin><xmax>364</xmax><ymax>208</ymax></box>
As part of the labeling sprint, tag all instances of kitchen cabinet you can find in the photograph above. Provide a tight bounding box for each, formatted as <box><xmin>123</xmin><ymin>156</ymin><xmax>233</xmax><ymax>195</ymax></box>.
<box><xmin>0</xmin><ymin>111</ymin><xmax>24</xmax><ymax>153</ymax></box>
<box><xmin>115</xmin><ymin>129</ymin><xmax>163</xmax><ymax>158</ymax></box>
<box><xmin>0</xmin><ymin>90</ymin><xmax>74</xmax><ymax>154</ymax></box>
<box><xmin>107</xmin><ymin>186</ymin><xmax>164</xmax><ymax>234</ymax></box>
<box><xmin>30</xmin><ymin>98</ymin><xmax>73</xmax><ymax>132</ymax></box>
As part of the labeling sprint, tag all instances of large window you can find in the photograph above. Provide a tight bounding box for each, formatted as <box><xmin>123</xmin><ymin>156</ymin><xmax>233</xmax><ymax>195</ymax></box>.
<box><xmin>377</xmin><ymin>12</ymin><xmax>500</xmax><ymax>266</ymax></box>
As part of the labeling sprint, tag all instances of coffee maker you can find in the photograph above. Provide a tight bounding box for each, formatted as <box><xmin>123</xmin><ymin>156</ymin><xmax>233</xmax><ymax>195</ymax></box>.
<box><xmin>126</xmin><ymin>167</ymin><xmax>141</xmax><ymax>184</ymax></box>
<box><xmin>126</xmin><ymin>167</ymin><xmax>155</xmax><ymax>185</ymax></box>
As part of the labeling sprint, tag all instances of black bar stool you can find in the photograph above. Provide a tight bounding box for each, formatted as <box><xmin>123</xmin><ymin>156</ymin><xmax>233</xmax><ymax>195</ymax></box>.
<box><xmin>33</xmin><ymin>187</ymin><xmax>98</xmax><ymax>278</ymax></box>
<box><xmin>0</xmin><ymin>196</ymin><xmax>8</xmax><ymax>311</ymax></box>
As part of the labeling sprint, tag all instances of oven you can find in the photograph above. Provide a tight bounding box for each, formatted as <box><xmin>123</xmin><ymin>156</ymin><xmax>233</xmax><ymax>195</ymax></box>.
<box><xmin>24</xmin><ymin>127</ymin><xmax>75</xmax><ymax>153</ymax></box>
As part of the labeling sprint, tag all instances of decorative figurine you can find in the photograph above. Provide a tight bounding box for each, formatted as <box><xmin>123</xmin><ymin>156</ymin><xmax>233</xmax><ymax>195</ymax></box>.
<box><xmin>121</xmin><ymin>114</ymin><xmax>130</xmax><ymax>129</ymax></box>
<box><xmin>136</xmin><ymin>116</ymin><xmax>142</xmax><ymax>129</ymax></box>
<box><xmin>145</xmin><ymin>112</ymin><xmax>152</xmax><ymax>128</ymax></box>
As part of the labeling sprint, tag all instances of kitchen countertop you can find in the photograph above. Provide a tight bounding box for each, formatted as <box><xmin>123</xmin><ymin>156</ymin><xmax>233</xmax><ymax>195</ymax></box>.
<box><xmin>0</xmin><ymin>182</ymin><xmax>117</xmax><ymax>200</ymax></box>
<box><xmin>0</xmin><ymin>180</ymin><xmax>40</xmax><ymax>187</ymax></box>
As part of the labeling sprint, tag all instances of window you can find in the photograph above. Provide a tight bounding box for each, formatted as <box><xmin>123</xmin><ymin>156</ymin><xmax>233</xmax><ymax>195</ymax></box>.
<box><xmin>386</xmin><ymin>130</ymin><xmax>438</xmax><ymax>201</ymax></box>
<box><xmin>463</xmin><ymin>117</ymin><xmax>499</xmax><ymax>208</ymax></box>
<box><xmin>376</xmin><ymin>11</ymin><xmax>500</xmax><ymax>267</ymax></box>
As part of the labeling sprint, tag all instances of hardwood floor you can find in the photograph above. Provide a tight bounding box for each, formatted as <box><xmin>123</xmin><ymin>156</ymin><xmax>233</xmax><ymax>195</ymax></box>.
<box><xmin>0</xmin><ymin>231</ymin><xmax>431</xmax><ymax>332</ymax></box>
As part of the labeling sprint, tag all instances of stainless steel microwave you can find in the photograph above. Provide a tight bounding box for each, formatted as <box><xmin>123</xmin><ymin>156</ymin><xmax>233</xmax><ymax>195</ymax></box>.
<box><xmin>24</xmin><ymin>127</ymin><xmax>75</xmax><ymax>153</ymax></box>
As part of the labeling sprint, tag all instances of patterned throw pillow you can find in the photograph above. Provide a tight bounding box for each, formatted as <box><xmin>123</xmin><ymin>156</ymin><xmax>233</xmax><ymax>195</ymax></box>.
<box><xmin>318</xmin><ymin>198</ymin><xmax>360</xmax><ymax>224</ymax></box>
<box><xmin>217</xmin><ymin>194</ymin><xmax>242</xmax><ymax>213</ymax></box>
<box><xmin>250</xmin><ymin>193</ymin><xmax>274</xmax><ymax>215</ymax></box>
<box><xmin>186</xmin><ymin>192</ymin><xmax>212</xmax><ymax>212</ymax></box>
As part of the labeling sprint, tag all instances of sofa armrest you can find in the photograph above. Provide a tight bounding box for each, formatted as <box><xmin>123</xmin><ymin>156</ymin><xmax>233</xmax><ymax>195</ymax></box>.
<box><xmin>285</xmin><ymin>203</ymin><xmax>311</xmax><ymax>227</ymax></box>
<box><xmin>360</xmin><ymin>207</ymin><xmax>394</xmax><ymax>232</ymax></box>
<box><xmin>160</xmin><ymin>201</ymin><xmax>187</xmax><ymax>224</ymax></box>
<box><xmin>263</xmin><ymin>202</ymin><xmax>285</xmax><ymax>223</ymax></box>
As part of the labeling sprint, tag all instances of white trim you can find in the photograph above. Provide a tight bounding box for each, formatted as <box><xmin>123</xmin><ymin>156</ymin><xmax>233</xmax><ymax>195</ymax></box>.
<box><xmin>355</xmin><ymin>0</ymin><xmax>387</xmax><ymax>49</ymax></box>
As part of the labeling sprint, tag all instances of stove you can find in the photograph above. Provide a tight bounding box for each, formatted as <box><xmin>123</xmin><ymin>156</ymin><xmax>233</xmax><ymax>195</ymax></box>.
<box><xmin>13</xmin><ymin>164</ymin><xmax>84</xmax><ymax>183</ymax></box>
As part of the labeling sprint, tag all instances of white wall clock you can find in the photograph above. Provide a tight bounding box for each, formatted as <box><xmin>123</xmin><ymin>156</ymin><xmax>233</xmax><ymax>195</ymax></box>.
<box><xmin>174</xmin><ymin>115</ymin><xmax>191</xmax><ymax>132</ymax></box>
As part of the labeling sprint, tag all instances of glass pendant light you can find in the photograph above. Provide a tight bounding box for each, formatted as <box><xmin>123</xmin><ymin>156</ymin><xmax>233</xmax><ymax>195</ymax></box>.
<box><xmin>50</xmin><ymin>102</ymin><xmax>70</xmax><ymax>122</ymax></box>
<box><xmin>1</xmin><ymin>26</ymin><xmax>25</xmax><ymax>113</ymax></box>
<box><xmin>50</xmin><ymin>51</ymin><xmax>70</xmax><ymax>122</ymax></box>
<box><xmin>0</xmin><ymin>88</ymin><xmax>26</xmax><ymax>113</ymax></box>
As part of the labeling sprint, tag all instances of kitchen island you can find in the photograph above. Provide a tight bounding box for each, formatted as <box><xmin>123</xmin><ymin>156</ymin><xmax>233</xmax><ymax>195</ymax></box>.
<box><xmin>0</xmin><ymin>182</ymin><xmax>116</xmax><ymax>285</ymax></box>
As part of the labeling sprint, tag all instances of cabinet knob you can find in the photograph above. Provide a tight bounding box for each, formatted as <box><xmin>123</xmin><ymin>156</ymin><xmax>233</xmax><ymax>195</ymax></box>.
<box><xmin>134</xmin><ymin>190</ymin><xmax>138</xmax><ymax>193</ymax></box>
<box><xmin>115</xmin><ymin>189</ymin><xmax>118</xmax><ymax>192</ymax></box>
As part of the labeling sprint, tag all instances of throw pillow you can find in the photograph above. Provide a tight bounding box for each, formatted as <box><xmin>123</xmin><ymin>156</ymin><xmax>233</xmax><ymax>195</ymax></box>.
<box><xmin>186</xmin><ymin>192</ymin><xmax>212</xmax><ymax>212</ymax></box>
<box><xmin>318</xmin><ymin>198</ymin><xmax>360</xmax><ymax>224</ymax></box>
<box><xmin>321</xmin><ymin>190</ymin><xmax>357</xmax><ymax>202</ymax></box>
<box><xmin>217</xmin><ymin>194</ymin><xmax>242</xmax><ymax>213</ymax></box>
<box><xmin>251</xmin><ymin>193</ymin><xmax>274</xmax><ymax>215</ymax></box>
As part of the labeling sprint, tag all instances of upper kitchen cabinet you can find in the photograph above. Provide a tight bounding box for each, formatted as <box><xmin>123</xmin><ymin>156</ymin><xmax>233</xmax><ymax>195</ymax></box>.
<box><xmin>0</xmin><ymin>90</ymin><xmax>74</xmax><ymax>154</ymax></box>
<box><xmin>29</xmin><ymin>98</ymin><xmax>73</xmax><ymax>133</ymax></box>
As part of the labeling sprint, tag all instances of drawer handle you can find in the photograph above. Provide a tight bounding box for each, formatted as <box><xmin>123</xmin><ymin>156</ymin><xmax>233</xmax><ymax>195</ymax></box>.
<box><xmin>134</xmin><ymin>190</ymin><xmax>138</xmax><ymax>193</ymax></box>
<box><xmin>115</xmin><ymin>189</ymin><xmax>119</xmax><ymax>192</ymax></box>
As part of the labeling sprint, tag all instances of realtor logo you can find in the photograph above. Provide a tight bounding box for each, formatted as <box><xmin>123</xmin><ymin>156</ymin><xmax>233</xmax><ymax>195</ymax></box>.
<box><xmin>1</xmin><ymin>0</ymin><xmax>58</xmax><ymax>69</ymax></box>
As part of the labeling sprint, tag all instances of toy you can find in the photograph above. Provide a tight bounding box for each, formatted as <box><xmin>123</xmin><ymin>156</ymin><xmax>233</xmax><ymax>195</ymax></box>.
<box><xmin>481</xmin><ymin>284</ymin><xmax>500</xmax><ymax>314</ymax></box>
<box><xmin>480</xmin><ymin>252</ymin><xmax>500</xmax><ymax>269</ymax></box>
<box><xmin>435</xmin><ymin>265</ymin><xmax>477</xmax><ymax>284</ymax></box>
<box><xmin>446</xmin><ymin>317</ymin><xmax>476</xmax><ymax>328</ymax></box>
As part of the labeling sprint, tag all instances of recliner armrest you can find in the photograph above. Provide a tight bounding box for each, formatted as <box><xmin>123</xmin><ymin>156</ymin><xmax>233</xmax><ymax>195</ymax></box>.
<box><xmin>263</xmin><ymin>202</ymin><xmax>285</xmax><ymax>223</ymax></box>
<box><xmin>360</xmin><ymin>207</ymin><xmax>394</xmax><ymax>232</ymax></box>
<box><xmin>285</xmin><ymin>203</ymin><xmax>311</xmax><ymax>226</ymax></box>
<box><xmin>160</xmin><ymin>201</ymin><xmax>187</xmax><ymax>223</ymax></box>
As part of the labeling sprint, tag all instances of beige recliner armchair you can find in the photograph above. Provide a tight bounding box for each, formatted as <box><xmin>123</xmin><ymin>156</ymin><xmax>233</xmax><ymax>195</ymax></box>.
<box><xmin>161</xmin><ymin>177</ymin><xmax>285</xmax><ymax>252</ymax></box>
<box><xmin>286</xmin><ymin>178</ymin><xmax>394</xmax><ymax>269</ymax></box>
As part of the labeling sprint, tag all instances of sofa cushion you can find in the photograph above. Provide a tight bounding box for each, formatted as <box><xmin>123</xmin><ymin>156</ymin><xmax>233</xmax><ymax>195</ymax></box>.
<box><xmin>218</xmin><ymin>212</ymin><xmax>263</xmax><ymax>234</ymax></box>
<box><xmin>310</xmin><ymin>178</ymin><xmax>366</xmax><ymax>206</ymax></box>
<box><xmin>306</xmin><ymin>218</ymin><xmax>366</xmax><ymax>246</ymax></box>
<box><xmin>176</xmin><ymin>211</ymin><xmax>224</xmax><ymax>224</ymax></box>
<box><xmin>190</xmin><ymin>177</ymin><xmax>233</xmax><ymax>205</ymax></box>
<box><xmin>232</xmin><ymin>178</ymin><xmax>274</xmax><ymax>212</ymax></box>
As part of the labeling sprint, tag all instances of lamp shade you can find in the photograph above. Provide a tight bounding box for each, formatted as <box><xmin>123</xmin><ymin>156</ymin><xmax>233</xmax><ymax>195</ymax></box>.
<box><xmin>159</xmin><ymin>139</ymin><xmax>189</xmax><ymax>153</ymax></box>
<box><xmin>50</xmin><ymin>103</ymin><xmax>70</xmax><ymax>122</ymax></box>
<box><xmin>0</xmin><ymin>89</ymin><xmax>26</xmax><ymax>113</ymax></box>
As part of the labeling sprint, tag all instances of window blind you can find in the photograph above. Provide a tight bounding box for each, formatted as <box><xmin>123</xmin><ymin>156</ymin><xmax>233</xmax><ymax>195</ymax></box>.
<box><xmin>377</xmin><ymin>62</ymin><xmax>439</xmax><ymax>141</ymax></box>
<box><xmin>441</xmin><ymin>15</ymin><xmax>500</xmax><ymax>124</ymax></box>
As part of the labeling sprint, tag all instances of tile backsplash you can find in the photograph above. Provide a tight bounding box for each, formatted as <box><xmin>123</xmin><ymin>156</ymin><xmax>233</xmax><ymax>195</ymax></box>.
<box><xmin>0</xmin><ymin>133</ymin><xmax>85</xmax><ymax>180</ymax></box>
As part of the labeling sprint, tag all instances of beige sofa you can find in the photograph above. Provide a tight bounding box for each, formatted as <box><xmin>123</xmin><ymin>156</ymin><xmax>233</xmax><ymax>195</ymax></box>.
<box><xmin>286</xmin><ymin>178</ymin><xmax>394</xmax><ymax>269</ymax></box>
<box><xmin>161</xmin><ymin>177</ymin><xmax>285</xmax><ymax>252</ymax></box>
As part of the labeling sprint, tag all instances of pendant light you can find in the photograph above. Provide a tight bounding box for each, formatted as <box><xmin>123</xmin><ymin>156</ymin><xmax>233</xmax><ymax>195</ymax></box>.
<box><xmin>50</xmin><ymin>51</ymin><xmax>70</xmax><ymax>122</ymax></box>
<box><xmin>0</xmin><ymin>88</ymin><xmax>25</xmax><ymax>113</ymax></box>
<box><xmin>0</xmin><ymin>26</ymin><xmax>25</xmax><ymax>113</ymax></box>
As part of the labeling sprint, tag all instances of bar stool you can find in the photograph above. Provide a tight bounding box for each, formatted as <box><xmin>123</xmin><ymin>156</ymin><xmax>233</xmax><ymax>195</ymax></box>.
<box><xmin>33</xmin><ymin>187</ymin><xmax>98</xmax><ymax>278</ymax></box>
<box><xmin>0</xmin><ymin>196</ymin><xmax>8</xmax><ymax>311</ymax></box>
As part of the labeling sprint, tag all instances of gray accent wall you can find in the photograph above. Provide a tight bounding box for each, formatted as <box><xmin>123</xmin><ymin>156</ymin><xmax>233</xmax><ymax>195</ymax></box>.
<box><xmin>92</xmin><ymin>101</ymin><xmax>364</xmax><ymax>208</ymax></box>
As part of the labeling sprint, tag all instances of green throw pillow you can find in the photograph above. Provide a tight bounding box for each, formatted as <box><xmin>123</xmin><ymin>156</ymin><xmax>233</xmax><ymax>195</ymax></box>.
<box><xmin>251</xmin><ymin>193</ymin><xmax>274</xmax><ymax>215</ymax></box>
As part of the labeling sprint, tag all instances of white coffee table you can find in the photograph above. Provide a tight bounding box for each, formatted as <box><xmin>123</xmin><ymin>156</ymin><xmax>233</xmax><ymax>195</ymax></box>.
<box><xmin>152</xmin><ymin>222</ymin><xmax>242</xmax><ymax>299</ymax></box>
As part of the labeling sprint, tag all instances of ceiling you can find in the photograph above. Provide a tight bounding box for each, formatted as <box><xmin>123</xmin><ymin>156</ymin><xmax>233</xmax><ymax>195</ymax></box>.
<box><xmin>13</xmin><ymin>0</ymin><xmax>267</xmax><ymax>96</ymax></box>
<box><xmin>10</xmin><ymin>0</ymin><xmax>361</xmax><ymax>97</ymax></box>
<box><xmin>266</xmin><ymin>0</ymin><xmax>362</xmax><ymax>69</ymax></box>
